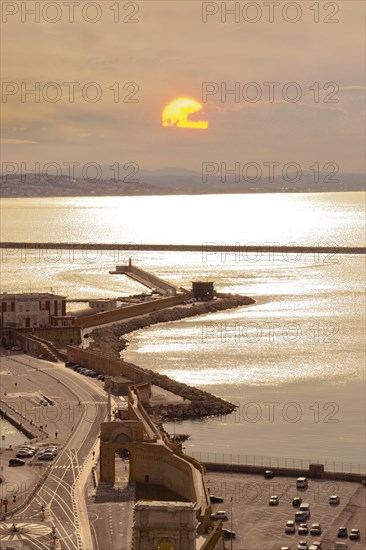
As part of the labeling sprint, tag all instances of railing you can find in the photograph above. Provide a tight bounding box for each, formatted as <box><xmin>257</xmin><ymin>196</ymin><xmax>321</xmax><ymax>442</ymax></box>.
<box><xmin>187</xmin><ymin>451</ymin><xmax>366</xmax><ymax>476</ymax></box>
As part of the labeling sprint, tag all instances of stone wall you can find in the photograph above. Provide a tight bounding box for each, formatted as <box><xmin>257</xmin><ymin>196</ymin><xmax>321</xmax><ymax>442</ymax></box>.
<box><xmin>76</xmin><ymin>294</ymin><xmax>187</xmax><ymax>329</ymax></box>
<box><xmin>67</xmin><ymin>346</ymin><xmax>149</xmax><ymax>384</ymax></box>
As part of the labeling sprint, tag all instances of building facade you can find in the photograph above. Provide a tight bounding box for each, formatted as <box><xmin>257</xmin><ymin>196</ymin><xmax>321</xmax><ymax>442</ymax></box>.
<box><xmin>0</xmin><ymin>292</ymin><xmax>73</xmax><ymax>328</ymax></box>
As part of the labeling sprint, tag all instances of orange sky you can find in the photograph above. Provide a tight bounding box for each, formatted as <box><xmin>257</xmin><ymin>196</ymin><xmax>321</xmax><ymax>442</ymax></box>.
<box><xmin>1</xmin><ymin>1</ymin><xmax>365</xmax><ymax>173</ymax></box>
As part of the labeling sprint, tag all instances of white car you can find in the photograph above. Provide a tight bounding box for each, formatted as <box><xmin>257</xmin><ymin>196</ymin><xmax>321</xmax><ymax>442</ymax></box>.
<box><xmin>210</xmin><ymin>511</ymin><xmax>228</xmax><ymax>521</ymax></box>
<box><xmin>297</xmin><ymin>542</ymin><xmax>308</xmax><ymax>550</ymax></box>
<box><xmin>11</xmin><ymin>345</ymin><xmax>23</xmax><ymax>351</ymax></box>
<box><xmin>329</xmin><ymin>495</ymin><xmax>340</xmax><ymax>505</ymax></box>
<box><xmin>296</xmin><ymin>477</ymin><xmax>308</xmax><ymax>488</ymax></box>
<box><xmin>298</xmin><ymin>523</ymin><xmax>309</xmax><ymax>535</ymax></box>
<box><xmin>285</xmin><ymin>520</ymin><xmax>296</xmax><ymax>534</ymax></box>
<box><xmin>310</xmin><ymin>523</ymin><xmax>322</xmax><ymax>536</ymax></box>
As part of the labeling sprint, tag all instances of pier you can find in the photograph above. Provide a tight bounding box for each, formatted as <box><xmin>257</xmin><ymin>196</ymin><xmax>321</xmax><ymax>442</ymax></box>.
<box><xmin>110</xmin><ymin>260</ymin><xmax>179</xmax><ymax>296</ymax></box>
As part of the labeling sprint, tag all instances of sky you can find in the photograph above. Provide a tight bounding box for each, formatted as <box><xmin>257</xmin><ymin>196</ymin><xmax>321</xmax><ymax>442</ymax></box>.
<box><xmin>1</xmin><ymin>0</ymin><xmax>365</xmax><ymax>175</ymax></box>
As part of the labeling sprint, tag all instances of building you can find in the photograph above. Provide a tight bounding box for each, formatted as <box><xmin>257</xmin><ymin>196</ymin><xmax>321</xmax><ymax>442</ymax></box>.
<box><xmin>0</xmin><ymin>292</ymin><xmax>73</xmax><ymax>328</ymax></box>
<box><xmin>88</xmin><ymin>298</ymin><xmax>117</xmax><ymax>312</ymax></box>
<box><xmin>191</xmin><ymin>282</ymin><xmax>214</xmax><ymax>301</ymax></box>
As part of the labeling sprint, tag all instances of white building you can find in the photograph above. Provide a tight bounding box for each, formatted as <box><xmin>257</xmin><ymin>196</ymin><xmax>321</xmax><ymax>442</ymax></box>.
<box><xmin>0</xmin><ymin>292</ymin><xmax>73</xmax><ymax>328</ymax></box>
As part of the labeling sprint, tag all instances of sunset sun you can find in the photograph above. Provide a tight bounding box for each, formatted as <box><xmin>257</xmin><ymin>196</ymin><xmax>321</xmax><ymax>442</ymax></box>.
<box><xmin>162</xmin><ymin>97</ymin><xmax>208</xmax><ymax>129</ymax></box>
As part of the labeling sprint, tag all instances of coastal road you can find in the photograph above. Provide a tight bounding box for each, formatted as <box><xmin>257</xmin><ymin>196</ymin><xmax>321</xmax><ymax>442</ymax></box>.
<box><xmin>1</xmin><ymin>354</ymin><xmax>108</xmax><ymax>550</ymax></box>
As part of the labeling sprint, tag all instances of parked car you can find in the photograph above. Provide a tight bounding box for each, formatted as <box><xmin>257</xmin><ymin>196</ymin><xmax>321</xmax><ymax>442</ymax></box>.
<box><xmin>222</xmin><ymin>529</ymin><xmax>236</xmax><ymax>539</ymax></box>
<box><xmin>38</xmin><ymin>354</ymin><xmax>47</xmax><ymax>360</ymax></box>
<box><xmin>298</xmin><ymin>523</ymin><xmax>309</xmax><ymax>535</ymax></box>
<box><xmin>269</xmin><ymin>495</ymin><xmax>279</xmax><ymax>506</ymax></box>
<box><xmin>297</xmin><ymin>477</ymin><xmax>308</xmax><ymax>489</ymax></box>
<box><xmin>19</xmin><ymin>447</ymin><xmax>36</xmax><ymax>456</ymax></box>
<box><xmin>97</xmin><ymin>374</ymin><xmax>105</xmax><ymax>381</ymax></box>
<box><xmin>210</xmin><ymin>495</ymin><xmax>224</xmax><ymax>503</ymax></box>
<box><xmin>19</xmin><ymin>445</ymin><xmax>36</xmax><ymax>452</ymax></box>
<box><xmin>310</xmin><ymin>523</ymin><xmax>322</xmax><ymax>536</ymax></box>
<box><xmin>41</xmin><ymin>446</ymin><xmax>58</xmax><ymax>456</ymax></box>
<box><xmin>309</xmin><ymin>544</ymin><xmax>322</xmax><ymax>550</ymax></box>
<box><xmin>11</xmin><ymin>345</ymin><xmax>23</xmax><ymax>351</ymax></box>
<box><xmin>333</xmin><ymin>543</ymin><xmax>348</xmax><ymax>550</ymax></box>
<box><xmin>349</xmin><ymin>529</ymin><xmax>360</xmax><ymax>540</ymax></box>
<box><xmin>337</xmin><ymin>527</ymin><xmax>348</xmax><ymax>538</ymax></box>
<box><xmin>264</xmin><ymin>470</ymin><xmax>274</xmax><ymax>479</ymax></box>
<box><xmin>38</xmin><ymin>452</ymin><xmax>55</xmax><ymax>461</ymax></box>
<box><xmin>285</xmin><ymin>520</ymin><xmax>296</xmax><ymax>534</ymax></box>
<box><xmin>293</xmin><ymin>497</ymin><xmax>302</xmax><ymax>507</ymax></box>
<box><xmin>9</xmin><ymin>458</ymin><xmax>26</xmax><ymax>466</ymax></box>
<box><xmin>299</xmin><ymin>503</ymin><xmax>310</xmax><ymax>518</ymax></box>
<box><xmin>210</xmin><ymin>511</ymin><xmax>228</xmax><ymax>521</ymax></box>
<box><xmin>295</xmin><ymin>511</ymin><xmax>308</xmax><ymax>523</ymax></box>
<box><xmin>329</xmin><ymin>495</ymin><xmax>340</xmax><ymax>505</ymax></box>
<box><xmin>297</xmin><ymin>541</ymin><xmax>308</xmax><ymax>550</ymax></box>
<box><xmin>65</xmin><ymin>361</ymin><xmax>75</xmax><ymax>368</ymax></box>
<box><xmin>16</xmin><ymin>450</ymin><xmax>33</xmax><ymax>458</ymax></box>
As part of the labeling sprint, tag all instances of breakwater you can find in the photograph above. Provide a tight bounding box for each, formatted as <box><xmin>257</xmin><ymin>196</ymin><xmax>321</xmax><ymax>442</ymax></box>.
<box><xmin>89</xmin><ymin>294</ymin><xmax>255</xmax><ymax>419</ymax></box>
<box><xmin>1</xmin><ymin>242</ymin><xmax>365</xmax><ymax>255</ymax></box>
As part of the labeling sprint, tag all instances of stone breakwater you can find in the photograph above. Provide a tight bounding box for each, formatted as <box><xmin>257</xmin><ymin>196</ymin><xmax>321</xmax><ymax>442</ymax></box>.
<box><xmin>89</xmin><ymin>295</ymin><xmax>255</xmax><ymax>420</ymax></box>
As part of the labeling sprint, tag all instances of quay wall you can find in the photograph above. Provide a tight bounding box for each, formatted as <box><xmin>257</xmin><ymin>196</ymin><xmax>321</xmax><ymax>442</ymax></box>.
<box><xmin>75</xmin><ymin>294</ymin><xmax>187</xmax><ymax>329</ymax></box>
<box><xmin>204</xmin><ymin>462</ymin><xmax>366</xmax><ymax>483</ymax></box>
<box><xmin>67</xmin><ymin>346</ymin><xmax>149</xmax><ymax>384</ymax></box>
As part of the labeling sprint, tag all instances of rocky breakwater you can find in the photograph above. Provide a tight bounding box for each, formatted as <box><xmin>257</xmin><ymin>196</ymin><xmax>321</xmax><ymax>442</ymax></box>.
<box><xmin>89</xmin><ymin>294</ymin><xmax>255</xmax><ymax>420</ymax></box>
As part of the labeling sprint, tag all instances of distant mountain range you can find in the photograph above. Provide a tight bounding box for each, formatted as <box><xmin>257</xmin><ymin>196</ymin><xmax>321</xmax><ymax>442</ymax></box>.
<box><xmin>0</xmin><ymin>167</ymin><xmax>364</xmax><ymax>197</ymax></box>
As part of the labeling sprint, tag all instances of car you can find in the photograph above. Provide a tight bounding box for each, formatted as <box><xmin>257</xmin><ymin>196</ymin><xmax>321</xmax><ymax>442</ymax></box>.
<box><xmin>38</xmin><ymin>452</ymin><xmax>55</xmax><ymax>461</ymax></box>
<box><xmin>38</xmin><ymin>354</ymin><xmax>47</xmax><ymax>360</ymax></box>
<box><xmin>210</xmin><ymin>495</ymin><xmax>224</xmax><ymax>503</ymax></box>
<box><xmin>97</xmin><ymin>374</ymin><xmax>105</xmax><ymax>380</ymax></box>
<box><xmin>297</xmin><ymin>541</ymin><xmax>308</xmax><ymax>550</ymax></box>
<box><xmin>293</xmin><ymin>497</ymin><xmax>302</xmax><ymax>507</ymax></box>
<box><xmin>19</xmin><ymin>445</ymin><xmax>36</xmax><ymax>452</ymax></box>
<box><xmin>309</xmin><ymin>543</ymin><xmax>322</xmax><ymax>550</ymax></box>
<box><xmin>349</xmin><ymin>529</ymin><xmax>360</xmax><ymax>540</ymax></box>
<box><xmin>16</xmin><ymin>449</ymin><xmax>33</xmax><ymax>458</ymax></box>
<box><xmin>19</xmin><ymin>447</ymin><xmax>36</xmax><ymax>456</ymax></box>
<box><xmin>329</xmin><ymin>495</ymin><xmax>340</xmax><ymax>505</ymax></box>
<box><xmin>297</xmin><ymin>477</ymin><xmax>308</xmax><ymax>489</ymax></box>
<box><xmin>9</xmin><ymin>458</ymin><xmax>26</xmax><ymax>466</ymax></box>
<box><xmin>298</xmin><ymin>523</ymin><xmax>309</xmax><ymax>535</ymax></box>
<box><xmin>299</xmin><ymin>503</ymin><xmax>310</xmax><ymax>518</ymax></box>
<box><xmin>11</xmin><ymin>345</ymin><xmax>23</xmax><ymax>351</ymax></box>
<box><xmin>310</xmin><ymin>523</ymin><xmax>322</xmax><ymax>536</ymax></box>
<box><xmin>285</xmin><ymin>520</ymin><xmax>296</xmax><ymax>534</ymax></box>
<box><xmin>281</xmin><ymin>547</ymin><xmax>291</xmax><ymax>550</ymax></box>
<box><xmin>295</xmin><ymin>511</ymin><xmax>308</xmax><ymax>523</ymax></box>
<box><xmin>269</xmin><ymin>495</ymin><xmax>279</xmax><ymax>506</ymax></box>
<box><xmin>264</xmin><ymin>470</ymin><xmax>274</xmax><ymax>479</ymax></box>
<box><xmin>337</xmin><ymin>527</ymin><xmax>348</xmax><ymax>538</ymax></box>
<box><xmin>210</xmin><ymin>511</ymin><xmax>228</xmax><ymax>521</ymax></box>
<box><xmin>41</xmin><ymin>447</ymin><xmax>58</xmax><ymax>456</ymax></box>
<box><xmin>333</xmin><ymin>543</ymin><xmax>348</xmax><ymax>550</ymax></box>
<box><xmin>65</xmin><ymin>361</ymin><xmax>75</xmax><ymax>367</ymax></box>
<box><xmin>222</xmin><ymin>529</ymin><xmax>236</xmax><ymax>539</ymax></box>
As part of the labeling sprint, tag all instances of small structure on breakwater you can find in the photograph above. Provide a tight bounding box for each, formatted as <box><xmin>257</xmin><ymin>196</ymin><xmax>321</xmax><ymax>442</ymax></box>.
<box><xmin>191</xmin><ymin>281</ymin><xmax>214</xmax><ymax>301</ymax></box>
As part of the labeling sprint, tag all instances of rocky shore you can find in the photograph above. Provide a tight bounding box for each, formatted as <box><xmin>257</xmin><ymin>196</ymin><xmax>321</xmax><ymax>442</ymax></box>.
<box><xmin>89</xmin><ymin>294</ymin><xmax>255</xmax><ymax>420</ymax></box>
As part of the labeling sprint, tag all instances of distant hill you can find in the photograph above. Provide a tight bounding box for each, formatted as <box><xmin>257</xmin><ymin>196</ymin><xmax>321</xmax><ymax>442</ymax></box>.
<box><xmin>0</xmin><ymin>167</ymin><xmax>364</xmax><ymax>198</ymax></box>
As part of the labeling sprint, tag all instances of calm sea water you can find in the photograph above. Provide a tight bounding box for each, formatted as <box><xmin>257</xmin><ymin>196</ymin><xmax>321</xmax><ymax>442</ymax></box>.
<box><xmin>1</xmin><ymin>193</ymin><xmax>365</xmax><ymax>467</ymax></box>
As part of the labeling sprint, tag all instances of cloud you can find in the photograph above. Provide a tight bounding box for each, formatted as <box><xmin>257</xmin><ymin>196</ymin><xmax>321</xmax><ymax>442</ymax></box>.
<box><xmin>0</xmin><ymin>138</ymin><xmax>38</xmax><ymax>144</ymax></box>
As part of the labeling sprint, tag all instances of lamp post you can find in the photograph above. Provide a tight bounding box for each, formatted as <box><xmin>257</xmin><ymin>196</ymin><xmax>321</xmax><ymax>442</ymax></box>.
<box><xmin>230</xmin><ymin>496</ymin><xmax>233</xmax><ymax>550</ymax></box>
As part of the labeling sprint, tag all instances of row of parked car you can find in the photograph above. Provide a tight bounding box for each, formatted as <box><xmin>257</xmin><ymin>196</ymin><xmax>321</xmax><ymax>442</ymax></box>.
<box><xmin>65</xmin><ymin>361</ymin><xmax>105</xmax><ymax>380</ymax></box>
<box><xmin>9</xmin><ymin>445</ymin><xmax>58</xmax><ymax>466</ymax></box>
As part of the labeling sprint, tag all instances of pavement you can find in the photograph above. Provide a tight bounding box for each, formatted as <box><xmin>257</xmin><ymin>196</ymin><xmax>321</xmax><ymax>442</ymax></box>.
<box><xmin>0</xmin><ymin>352</ymin><xmax>108</xmax><ymax>550</ymax></box>
<box><xmin>206</xmin><ymin>470</ymin><xmax>366</xmax><ymax>550</ymax></box>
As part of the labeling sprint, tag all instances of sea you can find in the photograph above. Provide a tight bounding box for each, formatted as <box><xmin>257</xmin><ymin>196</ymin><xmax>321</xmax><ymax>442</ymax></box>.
<box><xmin>1</xmin><ymin>192</ymin><xmax>365</xmax><ymax>471</ymax></box>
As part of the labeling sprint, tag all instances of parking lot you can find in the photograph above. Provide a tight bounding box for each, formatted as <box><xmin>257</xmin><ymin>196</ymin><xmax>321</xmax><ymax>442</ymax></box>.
<box><xmin>206</xmin><ymin>471</ymin><xmax>365</xmax><ymax>550</ymax></box>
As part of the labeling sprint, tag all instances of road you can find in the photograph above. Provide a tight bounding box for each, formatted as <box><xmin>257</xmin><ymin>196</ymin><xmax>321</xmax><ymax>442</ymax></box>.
<box><xmin>1</xmin><ymin>353</ymin><xmax>108</xmax><ymax>550</ymax></box>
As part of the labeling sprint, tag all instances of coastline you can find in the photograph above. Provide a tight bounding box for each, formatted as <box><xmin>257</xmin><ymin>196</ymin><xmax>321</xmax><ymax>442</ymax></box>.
<box><xmin>89</xmin><ymin>294</ymin><xmax>255</xmax><ymax>420</ymax></box>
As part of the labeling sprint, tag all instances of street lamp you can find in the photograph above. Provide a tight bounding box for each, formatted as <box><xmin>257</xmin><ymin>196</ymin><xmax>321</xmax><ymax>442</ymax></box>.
<box><xmin>230</xmin><ymin>496</ymin><xmax>233</xmax><ymax>550</ymax></box>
